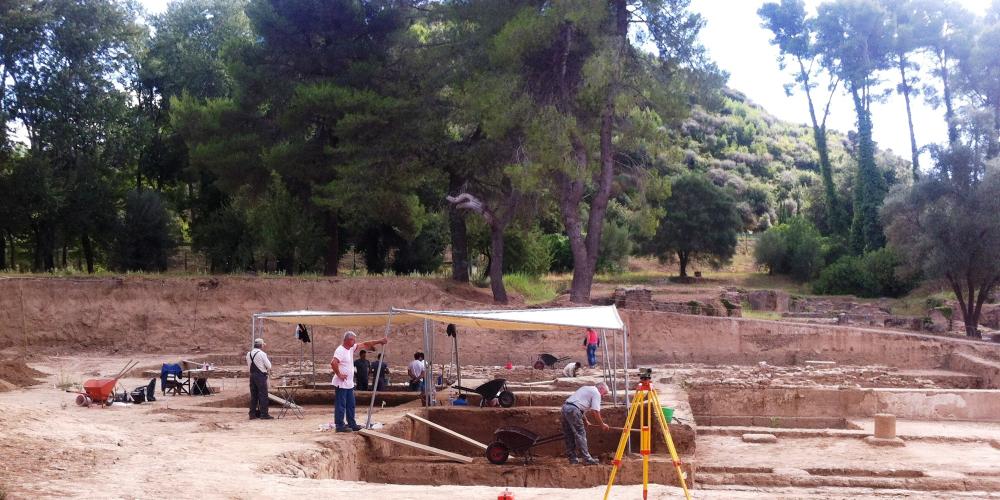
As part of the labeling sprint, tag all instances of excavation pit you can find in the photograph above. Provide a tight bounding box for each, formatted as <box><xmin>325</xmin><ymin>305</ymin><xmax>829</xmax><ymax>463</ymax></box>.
<box><xmin>201</xmin><ymin>390</ymin><xmax>422</xmax><ymax>408</ymax></box>
<box><xmin>354</xmin><ymin>407</ymin><xmax>696</xmax><ymax>488</ymax></box>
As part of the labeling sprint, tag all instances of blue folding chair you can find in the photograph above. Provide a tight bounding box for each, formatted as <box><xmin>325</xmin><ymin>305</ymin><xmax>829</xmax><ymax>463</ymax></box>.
<box><xmin>161</xmin><ymin>363</ymin><xmax>189</xmax><ymax>395</ymax></box>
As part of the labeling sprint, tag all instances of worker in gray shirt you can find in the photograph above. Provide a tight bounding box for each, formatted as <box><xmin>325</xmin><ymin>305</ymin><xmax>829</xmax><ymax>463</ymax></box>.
<box><xmin>246</xmin><ymin>338</ymin><xmax>273</xmax><ymax>420</ymax></box>
<box><xmin>561</xmin><ymin>382</ymin><xmax>610</xmax><ymax>464</ymax></box>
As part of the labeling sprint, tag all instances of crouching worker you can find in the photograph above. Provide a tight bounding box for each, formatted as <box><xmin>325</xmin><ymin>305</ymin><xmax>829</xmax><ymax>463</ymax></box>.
<box><xmin>561</xmin><ymin>382</ymin><xmax>610</xmax><ymax>465</ymax></box>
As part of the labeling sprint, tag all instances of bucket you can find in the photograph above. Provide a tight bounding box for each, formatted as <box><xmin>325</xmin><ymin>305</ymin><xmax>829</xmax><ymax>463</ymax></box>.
<box><xmin>661</xmin><ymin>407</ymin><xmax>674</xmax><ymax>423</ymax></box>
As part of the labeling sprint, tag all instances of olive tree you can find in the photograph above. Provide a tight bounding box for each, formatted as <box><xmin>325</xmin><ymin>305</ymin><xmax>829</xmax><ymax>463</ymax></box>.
<box><xmin>882</xmin><ymin>149</ymin><xmax>1000</xmax><ymax>338</ymax></box>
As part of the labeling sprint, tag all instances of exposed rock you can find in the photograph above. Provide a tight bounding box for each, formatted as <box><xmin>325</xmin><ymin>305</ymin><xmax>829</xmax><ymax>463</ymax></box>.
<box><xmin>742</xmin><ymin>433</ymin><xmax>777</xmax><ymax>443</ymax></box>
<box><xmin>863</xmin><ymin>436</ymin><xmax>905</xmax><ymax>447</ymax></box>
<box><xmin>747</xmin><ymin>290</ymin><xmax>789</xmax><ymax>312</ymax></box>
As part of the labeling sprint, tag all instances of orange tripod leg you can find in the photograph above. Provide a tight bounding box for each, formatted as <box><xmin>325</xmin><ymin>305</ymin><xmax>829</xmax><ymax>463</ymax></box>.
<box><xmin>650</xmin><ymin>389</ymin><xmax>692</xmax><ymax>500</ymax></box>
<box><xmin>602</xmin><ymin>389</ymin><xmax>644</xmax><ymax>500</ymax></box>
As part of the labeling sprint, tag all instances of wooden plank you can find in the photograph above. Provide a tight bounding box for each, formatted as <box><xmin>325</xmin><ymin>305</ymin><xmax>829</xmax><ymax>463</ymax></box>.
<box><xmin>358</xmin><ymin>430</ymin><xmax>474</xmax><ymax>463</ymax></box>
<box><xmin>268</xmin><ymin>393</ymin><xmax>303</xmax><ymax>410</ymax></box>
<box><xmin>405</xmin><ymin>412</ymin><xmax>488</xmax><ymax>450</ymax></box>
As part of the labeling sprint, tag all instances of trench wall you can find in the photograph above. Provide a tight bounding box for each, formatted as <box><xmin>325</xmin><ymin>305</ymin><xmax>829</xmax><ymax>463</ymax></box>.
<box><xmin>690</xmin><ymin>385</ymin><xmax>1000</xmax><ymax>422</ymax></box>
<box><xmin>3</xmin><ymin>277</ymin><xmax>1000</xmax><ymax>387</ymax></box>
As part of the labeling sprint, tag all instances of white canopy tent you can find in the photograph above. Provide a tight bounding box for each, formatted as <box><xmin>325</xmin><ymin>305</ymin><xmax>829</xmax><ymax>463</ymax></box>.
<box><xmin>390</xmin><ymin>305</ymin><xmax>630</xmax><ymax>416</ymax></box>
<box><xmin>250</xmin><ymin>305</ymin><xmax>632</xmax><ymax>428</ymax></box>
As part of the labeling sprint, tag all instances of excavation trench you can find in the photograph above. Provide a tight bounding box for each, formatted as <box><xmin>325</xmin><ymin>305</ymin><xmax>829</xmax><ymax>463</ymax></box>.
<box><xmin>294</xmin><ymin>407</ymin><xmax>696</xmax><ymax>488</ymax></box>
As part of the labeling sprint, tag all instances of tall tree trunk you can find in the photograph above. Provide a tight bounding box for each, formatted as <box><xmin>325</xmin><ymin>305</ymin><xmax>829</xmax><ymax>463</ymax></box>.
<box><xmin>677</xmin><ymin>251</ymin><xmax>689</xmax><ymax>278</ymax></box>
<box><xmin>488</xmin><ymin>226</ymin><xmax>508</xmax><ymax>304</ymax></box>
<box><xmin>941</xmin><ymin>61</ymin><xmax>959</xmax><ymax>146</ymax></box>
<box><xmin>323</xmin><ymin>211</ymin><xmax>339</xmax><ymax>276</ymax></box>
<box><xmin>799</xmin><ymin>59</ymin><xmax>842</xmax><ymax>234</ymax></box>
<box><xmin>947</xmin><ymin>274</ymin><xmax>997</xmax><ymax>339</ymax></box>
<box><xmin>898</xmin><ymin>56</ymin><xmax>920</xmax><ymax>180</ymax></box>
<box><xmin>448</xmin><ymin>173</ymin><xmax>469</xmax><ymax>283</ymax></box>
<box><xmin>81</xmin><ymin>233</ymin><xmax>95</xmax><ymax>274</ymax></box>
<box><xmin>561</xmin><ymin>144</ymin><xmax>591</xmax><ymax>303</ymax></box>
<box><xmin>0</xmin><ymin>233</ymin><xmax>6</xmax><ymax>270</ymax></box>
<box><xmin>849</xmin><ymin>86</ymin><xmax>885</xmax><ymax>254</ymax></box>
<box><xmin>566</xmin><ymin>0</ymin><xmax>627</xmax><ymax>304</ymax></box>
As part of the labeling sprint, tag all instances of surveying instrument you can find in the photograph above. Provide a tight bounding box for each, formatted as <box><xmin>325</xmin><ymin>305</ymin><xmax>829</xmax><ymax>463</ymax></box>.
<box><xmin>603</xmin><ymin>368</ymin><xmax>691</xmax><ymax>500</ymax></box>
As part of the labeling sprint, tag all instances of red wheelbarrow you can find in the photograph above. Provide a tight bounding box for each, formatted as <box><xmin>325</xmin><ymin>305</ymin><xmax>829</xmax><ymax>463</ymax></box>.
<box><xmin>75</xmin><ymin>360</ymin><xmax>138</xmax><ymax>407</ymax></box>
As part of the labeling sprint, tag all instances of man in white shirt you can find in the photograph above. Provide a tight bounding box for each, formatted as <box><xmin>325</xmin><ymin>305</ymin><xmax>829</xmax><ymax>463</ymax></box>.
<box><xmin>246</xmin><ymin>338</ymin><xmax>273</xmax><ymax>420</ymax></box>
<box><xmin>330</xmin><ymin>331</ymin><xmax>388</xmax><ymax>432</ymax></box>
<box><xmin>561</xmin><ymin>382</ymin><xmax>610</xmax><ymax>465</ymax></box>
<box><xmin>407</xmin><ymin>351</ymin><xmax>425</xmax><ymax>392</ymax></box>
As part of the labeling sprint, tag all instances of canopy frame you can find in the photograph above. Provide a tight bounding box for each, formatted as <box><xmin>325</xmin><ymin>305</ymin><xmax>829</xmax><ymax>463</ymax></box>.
<box><xmin>249</xmin><ymin>305</ymin><xmax>632</xmax><ymax>431</ymax></box>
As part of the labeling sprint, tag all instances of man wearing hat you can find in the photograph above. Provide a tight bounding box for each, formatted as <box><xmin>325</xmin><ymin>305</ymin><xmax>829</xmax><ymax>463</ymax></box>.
<box><xmin>247</xmin><ymin>338</ymin><xmax>273</xmax><ymax>420</ymax></box>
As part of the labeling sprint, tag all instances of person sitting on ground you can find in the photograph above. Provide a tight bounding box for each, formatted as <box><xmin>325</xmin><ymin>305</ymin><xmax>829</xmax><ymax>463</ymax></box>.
<box><xmin>354</xmin><ymin>349</ymin><xmax>371</xmax><ymax>391</ymax></box>
<box><xmin>407</xmin><ymin>351</ymin><xmax>425</xmax><ymax>392</ymax></box>
<box><xmin>561</xmin><ymin>382</ymin><xmax>611</xmax><ymax>465</ymax></box>
<box><xmin>331</xmin><ymin>331</ymin><xmax>388</xmax><ymax>432</ymax></box>
<box><xmin>246</xmin><ymin>338</ymin><xmax>273</xmax><ymax>420</ymax></box>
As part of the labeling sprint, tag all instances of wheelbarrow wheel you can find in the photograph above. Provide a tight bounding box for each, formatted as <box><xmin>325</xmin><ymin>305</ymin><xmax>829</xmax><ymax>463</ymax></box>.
<box><xmin>486</xmin><ymin>441</ymin><xmax>510</xmax><ymax>465</ymax></box>
<box><xmin>497</xmin><ymin>390</ymin><xmax>515</xmax><ymax>408</ymax></box>
<box><xmin>532</xmin><ymin>360</ymin><xmax>545</xmax><ymax>370</ymax></box>
<box><xmin>75</xmin><ymin>394</ymin><xmax>91</xmax><ymax>407</ymax></box>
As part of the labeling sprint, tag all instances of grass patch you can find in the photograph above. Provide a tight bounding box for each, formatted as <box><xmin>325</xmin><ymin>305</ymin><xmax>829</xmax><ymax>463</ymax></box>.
<box><xmin>504</xmin><ymin>273</ymin><xmax>558</xmax><ymax>304</ymax></box>
<box><xmin>740</xmin><ymin>301</ymin><xmax>784</xmax><ymax>321</ymax></box>
<box><xmin>891</xmin><ymin>287</ymin><xmax>957</xmax><ymax>316</ymax></box>
<box><xmin>55</xmin><ymin>372</ymin><xmax>79</xmax><ymax>391</ymax></box>
<box><xmin>593</xmin><ymin>271</ymin><xmax>671</xmax><ymax>285</ymax></box>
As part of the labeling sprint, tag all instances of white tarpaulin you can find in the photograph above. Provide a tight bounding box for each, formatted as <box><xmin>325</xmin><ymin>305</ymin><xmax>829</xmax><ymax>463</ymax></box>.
<box><xmin>391</xmin><ymin>305</ymin><xmax>625</xmax><ymax>331</ymax></box>
<box><xmin>255</xmin><ymin>310</ymin><xmax>423</xmax><ymax>328</ymax></box>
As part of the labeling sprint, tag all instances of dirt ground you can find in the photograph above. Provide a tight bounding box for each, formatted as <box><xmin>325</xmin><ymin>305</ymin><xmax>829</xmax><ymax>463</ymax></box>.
<box><xmin>3</xmin><ymin>277</ymin><xmax>1000</xmax><ymax>499</ymax></box>
<box><xmin>1</xmin><ymin>356</ymin><xmax>999</xmax><ymax>500</ymax></box>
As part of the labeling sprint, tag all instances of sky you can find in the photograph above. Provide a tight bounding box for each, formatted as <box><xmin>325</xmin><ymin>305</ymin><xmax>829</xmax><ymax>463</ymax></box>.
<box><xmin>689</xmin><ymin>0</ymin><xmax>992</xmax><ymax>166</ymax></box>
<box><xmin>137</xmin><ymin>0</ymin><xmax>993</xmax><ymax>166</ymax></box>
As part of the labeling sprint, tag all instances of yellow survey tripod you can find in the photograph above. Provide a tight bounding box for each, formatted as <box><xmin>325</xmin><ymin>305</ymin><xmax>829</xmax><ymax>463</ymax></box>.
<box><xmin>603</xmin><ymin>368</ymin><xmax>691</xmax><ymax>500</ymax></box>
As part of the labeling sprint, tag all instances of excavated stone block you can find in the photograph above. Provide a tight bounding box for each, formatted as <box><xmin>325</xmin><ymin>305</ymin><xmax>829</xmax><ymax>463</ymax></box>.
<box><xmin>742</xmin><ymin>433</ymin><xmax>777</xmax><ymax>443</ymax></box>
<box><xmin>864</xmin><ymin>436</ymin><xmax>905</xmax><ymax>447</ymax></box>
<box><xmin>873</xmin><ymin>413</ymin><xmax>896</xmax><ymax>439</ymax></box>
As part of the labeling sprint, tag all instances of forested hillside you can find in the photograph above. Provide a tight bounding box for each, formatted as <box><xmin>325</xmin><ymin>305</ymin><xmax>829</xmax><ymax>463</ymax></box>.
<box><xmin>1</xmin><ymin>0</ymin><xmax>999</xmax><ymax>333</ymax></box>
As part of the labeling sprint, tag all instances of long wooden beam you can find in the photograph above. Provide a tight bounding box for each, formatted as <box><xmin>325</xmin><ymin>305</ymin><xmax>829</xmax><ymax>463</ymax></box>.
<box><xmin>358</xmin><ymin>429</ymin><xmax>473</xmax><ymax>463</ymax></box>
<box><xmin>405</xmin><ymin>412</ymin><xmax>488</xmax><ymax>450</ymax></box>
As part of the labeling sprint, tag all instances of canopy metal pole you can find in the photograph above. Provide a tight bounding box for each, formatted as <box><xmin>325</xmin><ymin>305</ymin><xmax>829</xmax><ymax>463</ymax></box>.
<box><xmin>365</xmin><ymin>311</ymin><xmax>394</xmax><ymax>429</ymax></box>
<box><xmin>623</xmin><ymin>323</ymin><xmax>631</xmax><ymax>453</ymax></box>
<box><xmin>611</xmin><ymin>330</ymin><xmax>618</xmax><ymax>406</ymax></box>
<box><xmin>600</xmin><ymin>329</ymin><xmax>614</xmax><ymax>401</ymax></box>
<box><xmin>423</xmin><ymin>319</ymin><xmax>431</xmax><ymax>407</ymax></box>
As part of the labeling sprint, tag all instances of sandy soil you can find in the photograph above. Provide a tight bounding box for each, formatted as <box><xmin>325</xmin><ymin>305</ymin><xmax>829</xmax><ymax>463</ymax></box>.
<box><xmin>2</xmin><ymin>357</ymin><xmax>999</xmax><ymax>500</ymax></box>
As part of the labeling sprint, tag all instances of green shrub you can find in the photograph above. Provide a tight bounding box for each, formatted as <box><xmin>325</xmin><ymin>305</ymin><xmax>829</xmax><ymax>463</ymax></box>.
<box><xmin>753</xmin><ymin>217</ymin><xmax>824</xmax><ymax>282</ymax></box>
<box><xmin>812</xmin><ymin>247</ymin><xmax>918</xmax><ymax>298</ymax></box>
<box><xmin>503</xmin><ymin>273</ymin><xmax>557</xmax><ymax>303</ymax></box>
<box><xmin>810</xmin><ymin>256</ymin><xmax>863</xmax><ymax>296</ymax></box>
<box><xmin>597</xmin><ymin>221</ymin><xmax>632</xmax><ymax>273</ymax></box>
<box><xmin>544</xmin><ymin>233</ymin><xmax>574</xmax><ymax>273</ymax></box>
<box><xmin>502</xmin><ymin>228</ymin><xmax>552</xmax><ymax>277</ymax></box>
<box><xmin>391</xmin><ymin>213</ymin><xmax>447</xmax><ymax>274</ymax></box>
